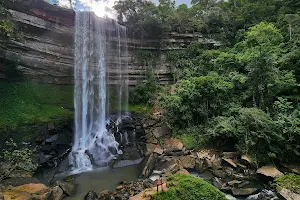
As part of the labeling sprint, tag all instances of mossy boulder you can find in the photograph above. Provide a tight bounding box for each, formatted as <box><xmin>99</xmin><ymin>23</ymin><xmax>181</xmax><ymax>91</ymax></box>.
<box><xmin>153</xmin><ymin>174</ymin><xmax>227</xmax><ymax>200</ymax></box>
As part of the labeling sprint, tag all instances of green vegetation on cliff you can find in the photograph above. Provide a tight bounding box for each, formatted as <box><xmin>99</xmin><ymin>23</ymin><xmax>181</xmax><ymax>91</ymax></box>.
<box><xmin>153</xmin><ymin>174</ymin><xmax>227</xmax><ymax>200</ymax></box>
<box><xmin>0</xmin><ymin>82</ymin><xmax>73</xmax><ymax>131</ymax></box>
<box><xmin>275</xmin><ymin>174</ymin><xmax>300</xmax><ymax>194</ymax></box>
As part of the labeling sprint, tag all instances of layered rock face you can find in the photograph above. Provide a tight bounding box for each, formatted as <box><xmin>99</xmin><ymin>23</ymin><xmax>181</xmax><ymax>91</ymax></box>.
<box><xmin>0</xmin><ymin>0</ymin><xmax>220</xmax><ymax>85</ymax></box>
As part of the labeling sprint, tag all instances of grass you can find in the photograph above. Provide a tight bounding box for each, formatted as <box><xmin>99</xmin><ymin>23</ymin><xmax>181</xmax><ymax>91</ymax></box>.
<box><xmin>275</xmin><ymin>174</ymin><xmax>300</xmax><ymax>194</ymax></box>
<box><xmin>0</xmin><ymin>81</ymin><xmax>74</xmax><ymax>131</ymax></box>
<box><xmin>153</xmin><ymin>174</ymin><xmax>227</xmax><ymax>200</ymax></box>
<box><xmin>128</xmin><ymin>104</ymin><xmax>153</xmax><ymax>114</ymax></box>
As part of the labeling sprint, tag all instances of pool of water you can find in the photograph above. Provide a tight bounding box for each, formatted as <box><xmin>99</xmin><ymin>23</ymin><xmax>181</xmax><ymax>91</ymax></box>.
<box><xmin>57</xmin><ymin>165</ymin><xmax>139</xmax><ymax>200</ymax></box>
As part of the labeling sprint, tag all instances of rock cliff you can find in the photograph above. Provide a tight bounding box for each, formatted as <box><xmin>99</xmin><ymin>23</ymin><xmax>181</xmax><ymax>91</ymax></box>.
<box><xmin>0</xmin><ymin>0</ymin><xmax>221</xmax><ymax>85</ymax></box>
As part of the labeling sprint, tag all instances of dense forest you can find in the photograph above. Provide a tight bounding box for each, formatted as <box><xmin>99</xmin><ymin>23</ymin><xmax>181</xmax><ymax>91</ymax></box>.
<box><xmin>122</xmin><ymin>0</ymin><xmax>300</xmax><ymax>164</ymax></box>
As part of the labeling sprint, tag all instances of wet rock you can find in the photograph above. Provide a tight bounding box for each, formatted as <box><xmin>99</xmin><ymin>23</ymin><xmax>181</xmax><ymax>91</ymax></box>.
<box><xmin>179</xmin><ymin>155</ymin><xmax>196</xmax><ymax>169</ymax></box>
<box><xmin>56</xmin><ymin>180</ymin><xmax>76</xmax><ymax>196</ymax></box>
<box><xmin>84</xmin><ymin>190</ymin><xmax>98</xmax><ymax>200</ymax></box>
<box><xmin>195</xmin><ymin>160</ymin><xmax>205</xmax><ymax>173</ymax></box>
<box><xmin>213</xmin><ymin>177</ymin><xmax>223</xmax><ymax>189</ymax></box>
<box><xmin>277</xmin><ymin>188</ymin><xmax>300</xmax><ymax>200</ymax></box>
<box><xmin>98</xmin><ymin>190</ymin><xmax>111</xmax><ymax>200</ymax></box>
<box><xmin>143</xmin><ymin>179</ymin><xmax>154</xmax><ymax>188</ymax></box>
<box><xmin>149</xmin><ymin>174</ymin><xmax>161</xmax><ymax>182</ymax></box>
<box><xmin>164</xmin><ymin>138</ymin><xmax>184</xmax><ymax>153</ymax></box>
<box><xmin>238</xmin><ymin>181</ymin><xmax>250</xmax><ymax>188</ymax></box>
<box><xmin>53</xmin><ymin>186</ymin><xmax>64</xmax><ymax>200</ymax></box>
<box><xmin>227</xmin><ymin>180</ymin><xmax>242</xmax><ymax>186</ymax></box>
<box><xmin>232</xmin><ymin>188</ymin><xmax>259</xmax><ymax>196</ymax></box>
<box><xmin>139</xmin><ymin>153</ymin><xmax>157</xmax><ymax>178</ymax></box>
<box><xmin>256</xmin><ymin>165</ymin><xmax>283</xmax><ymax>178</ymax></box>
<box><xmin>116</xmin><ymin>185</ymin><xmax>124</xmax><ymax>190</ymax></box>
<box><xmin>237</xmin><ymin>163</ymin><xmax>247</xmax><ymax>169</ymax></box>
<box><xmin>152</xmin><ymin>124</ymin><xmax>170</xmax><ymax>138</ymax></box>
<box><xmin>212</xmin><ymin>169</ymin><xmax>228</xmax><ymax>178</ymax></box>
<box><xmin>223</xmin><ymin>158</ymin><xmax>237</xmax><ymax>168</ymax></box>
<box><xmin>246</xmin><ymin>189</ymin><xmax>279</xmax><ymax>200</ymax></box>
<box><xmin>3</xmin><ymin>183</ymin><xmax>52</xmax><ymax>200</ymax></box>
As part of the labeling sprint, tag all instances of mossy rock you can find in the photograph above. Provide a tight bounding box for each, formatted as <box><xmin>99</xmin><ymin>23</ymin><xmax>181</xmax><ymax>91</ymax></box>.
<box><xmin>153</xmin><ymin>174</ymin><xmax>227</xmax><ymax>200</ymax></box>
<box><xmin>275</xmin><ymin>173</ymin><xmax>300</xmax><ymax>194</ymax></box>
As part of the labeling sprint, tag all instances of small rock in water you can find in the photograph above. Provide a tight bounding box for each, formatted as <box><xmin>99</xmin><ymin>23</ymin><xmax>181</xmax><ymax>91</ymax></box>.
<box><xmin>231</xmin><ymin>188</ymin><xmax>259</xmax><ymax>196</ymax></box>
<box><xmin>52</xmin><ymin>186</ymin><xmax>64</xmax><ymax>200</ymax></box>
<box><xmin>246</xmin><ymin>189</ymin><xmax>278</xmax><ymax>200</ymax></box>
<box><xmin>84</xmin><ymin>190</ymin><xmax>98</xmax><ymax>200</ymax></box>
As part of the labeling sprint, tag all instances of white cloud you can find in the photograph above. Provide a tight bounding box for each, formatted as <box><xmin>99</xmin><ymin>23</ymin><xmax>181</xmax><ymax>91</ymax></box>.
<box><xmin>58</xmin><ymin>0</ymin><xmax>117</xmax><ymax>18</ymax></box>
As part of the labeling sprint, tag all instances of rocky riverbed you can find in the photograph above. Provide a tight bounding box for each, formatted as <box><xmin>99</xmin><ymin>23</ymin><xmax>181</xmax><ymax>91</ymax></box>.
<box><xmin>0</xmin><ymin>113</ymin><xmax>300</xmax><ymax>200</ymax></box>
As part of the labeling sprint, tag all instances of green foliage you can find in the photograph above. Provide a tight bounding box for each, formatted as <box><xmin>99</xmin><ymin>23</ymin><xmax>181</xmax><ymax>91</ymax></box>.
<box><xmin>174</xmin><ymin>126</ymin><xmax>207</xmax><ymax>149</ymax></box>
<box><xmin>127</xmin><ymin>104</ymin><xmax>153</xmax><ymax>114</ymax></box>
<box><xmin>159</xmin><ymin>73</ymin><xmax>233</xmax><ymax>128</ymax></box>
<box><xmin>2</xmin><ymin>138</ymin><xmax>38</xmax><ymax>171</ymax></box>
<box><xmin>129</xmin><ymin>72</ymin><xmax>159</xmax><ymax>106</ymax></box>
<box><xmin>153</xmin><ymin>174</ymin><xmax>227</xmax><ymax>200</ymax></box>
<box><xmin>275</xmin><ymin>174</ymin><xmax>300</xmax><ymax>194</ymax></box>
<box><xmin>0</xmin><ymin>81</ymin><xmax>73</xmax><ymax>131</ymax></box>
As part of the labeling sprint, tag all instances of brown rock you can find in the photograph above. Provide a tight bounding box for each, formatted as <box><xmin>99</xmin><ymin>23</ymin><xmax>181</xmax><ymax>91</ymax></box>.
<box><xmin>179</xmin><ymin>155</ymin><xmax>196</xmax><ymax>169</ymax></box>
<box><xmin>140</xmin><ymin>153</ymin><xmax>157</xmax><ymax>178</ymax></box>
<box><xmin>238</xmin><ymin>181</ymin><xmax>250</xmax><ymax>188</ymax></box>
<box><xmin>146</xmin><ymin>137</ymin><xmax>158</xmax><ymax>144</ymax></box>
<box><xmin>223</xmin><ymin>158</ymin><xmax>237</xmax><ymax>168</ymax></box>
<box><xmin>116</xmin><ymin>185</ymin><xmax>124</xmax><ymax>190</ymax></box>
<box><xmin>227</xmin><ymin>180</ymin><xmax>241</xmax><ymax>186</ymax></box>
<box><xmin>241</xmin><ymin>155</ymin><xmax>253</xmax><ymax>165</ymax></box>
<box><xmin>56</xmin><ymin>180</ymin><xmax>76</xmax><ymax>196</ymax></box>
<box><xmin>153</xmin><ymin>145</ymin><xmax>164</xmax><ymax>155</ymax></box>
<box><xmin>231</xmin><ymin>188</ymin><xmax>259</xmax><ymax>196</ymax></box>
<box><xmin>164</xmin><ymin>138</ymin><xmax>184</xmax><ymax>152</ymax></box>
<box><xmin>53</xmin><ymin>186</ymin><xmax>64</xmax><ymax>200</ymax></box>
<box><xmin>196</xmin><ymin>150</ymin><xmax>210</xmax><ymax>159</ymax></box>
<box><xmin>3</xmin><ymin>183</ymin><xmax>51</xmax><ymax>200</ymax></box>
<box><xmin>256</xmin><ymin>165</ymin><xmax>283</xmax><ymax>178</ymax></box>
<box><xmin>145</xmin><ymin>144</ymin><xmax>156</xmax><ymax>156</ymax></box>
<box><xmin>277</xmin><ymin>187</ymin><xmax>300</xmax><ymax>200</ymax></box>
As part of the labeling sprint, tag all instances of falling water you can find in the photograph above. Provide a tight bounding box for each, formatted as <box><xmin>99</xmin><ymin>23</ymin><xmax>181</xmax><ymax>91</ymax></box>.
<box><xmin>70</xmin><ymin>11</ymin><xmax>128</xmax><ymax>173</ymax></box>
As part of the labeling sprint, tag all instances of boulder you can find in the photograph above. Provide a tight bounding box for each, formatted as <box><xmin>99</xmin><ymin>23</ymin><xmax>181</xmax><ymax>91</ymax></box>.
<box><xmin>152</xmin><ymin>124</ymin><xmax>171</xmax><ymax>138</ymax></box>
<box><xmin>246</xmin><ymin>189</ymin><xmax>279</xmax><ymax>200</ymax></box>
<box><xmin>164</xmin><ymin>138</ymin><xmax>184</xmax><ymax>153</ymax></box>
<box><xmin>140</xmin><ymin>153</ymin><xmax>157</xmax><ymax>178</ymax></box>
<box><xmin>52</xmin><ymin>186</ymin><xmax>64</xmax><ymax>200</ymax></box>
<box><xmin>241</xmin><ymin>155</ymin><xmax>253</xmax><ymax>166</ymax></box>
<box><xmin>56</xmin><ymin>180</ymin><xmax>76</xmax><ymax>196</ymax></box>
<box><xmin>232</xmin><ymin>188</ymin><xmax>259</xmax><ymax>196</ymax></box>
<box><xmin>223</xmin><ymin>158</ymin><xmax>237</xmax><ymax>168</ymax></box>
<box><xmin>256</xmin><ymin>165</ymin><xmax>283</xmax><ymax>178</ymax></box>
<box><xmin>98</xmin><ymin>190</ymin><xmax>111</xmax><ymax>200</ymax></box>
<box><xmin>179</xmin><ymin>155</ymin><xmax>196</xmax><ymax>169</ymax></box>
<box><xmin>153</xmin><ymin>145</ymin><xmax>164</xmax><ymax>155</ymax></box>
<box><xmin>84</xmin><ymin>190</ymin><xmax>98</xmax><ymax>200</ymax></box>
<box><xmin>3</xmin><ymin>183</ymin><xmax>52</xmax><ymax>200</ymax></box>
<box><xmin>277</xmin><ymin>188</ymin><xmax>300</xmax><ymax>200</ymax></box>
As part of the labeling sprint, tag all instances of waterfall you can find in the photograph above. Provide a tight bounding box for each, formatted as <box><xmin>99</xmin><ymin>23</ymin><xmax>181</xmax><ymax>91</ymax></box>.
<box><xmin>70</xmin><ymin>11</ymin><xmax>128</xmax><ymax>174</ymax></box>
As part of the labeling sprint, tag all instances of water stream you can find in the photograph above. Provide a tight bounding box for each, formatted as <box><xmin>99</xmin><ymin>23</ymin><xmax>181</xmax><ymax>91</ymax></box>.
<box><xmin>70</xmin><ymin>11</ymin><xmax>128</xmax><ymax>174</ymax></box>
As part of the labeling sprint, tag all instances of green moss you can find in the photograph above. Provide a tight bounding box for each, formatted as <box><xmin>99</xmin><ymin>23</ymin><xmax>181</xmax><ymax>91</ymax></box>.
<box><xmin>0</xmin><ymin>81</ymin><xmax>73</xmax><ymax>131</ymax></box>
<box><xmin>275</xmin><ymin>174</ymin><xmax>300</xmax><ymax>194</ymax></box>
<box><xmin>128</xmin><ymin>104</ymin><xmax>153</xmax><ymax>114</ymax></box>
<box><xmin>153</xmin><ymin>174</ymin><xmax>227</xmax><ymax>200</ymax></box>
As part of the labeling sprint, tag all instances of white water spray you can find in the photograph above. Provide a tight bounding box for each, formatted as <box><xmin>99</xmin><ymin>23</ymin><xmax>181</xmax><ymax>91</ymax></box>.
<box><xmin>70</xmin><ymin>11</ymin><xmax>128</xmax><ymax>174</ymax></box>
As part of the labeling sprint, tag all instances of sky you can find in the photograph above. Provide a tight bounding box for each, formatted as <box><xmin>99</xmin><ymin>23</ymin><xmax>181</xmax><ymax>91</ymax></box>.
<box><xmin>56</xmin><ymin>0</ymin><xmax>191</xmax><ymax>18</ymax></box>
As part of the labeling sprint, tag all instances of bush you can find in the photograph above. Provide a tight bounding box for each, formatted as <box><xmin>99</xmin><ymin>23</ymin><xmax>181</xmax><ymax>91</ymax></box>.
<box><xmin>153</xmin><ymin>174</ymin><xmax>227</xmax><ymax>200</ymax></box>
<box><xmin>129</xmin><ymin>72</ymin><xmax>158</xmax><ymax>106</ymax></box>
<box><xmin>275</xmin><ymin>174</ymin><xmax>300</xmax><ymax>194</ymax></box>
<box><xmin>2</xmin><ymin>138</ymin><xmax>38</xmax><ymax>171</ymax></box>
